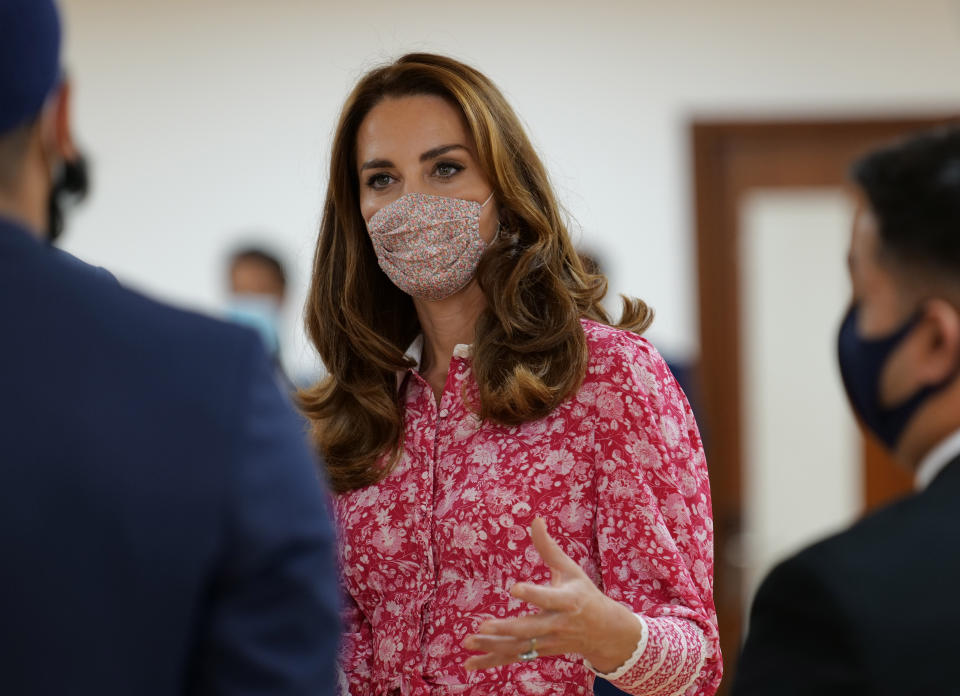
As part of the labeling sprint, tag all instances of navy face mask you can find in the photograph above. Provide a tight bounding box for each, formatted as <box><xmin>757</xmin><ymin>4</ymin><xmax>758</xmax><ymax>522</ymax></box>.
<box><xmin>47</xmin><ymin>152</ymin><xmax>89</xmax><ymax>245</ymax></box>
<box><xmin>837</xmin><ymin>304</ymin><xmax>955</xmax><ymax>449</ymax></box>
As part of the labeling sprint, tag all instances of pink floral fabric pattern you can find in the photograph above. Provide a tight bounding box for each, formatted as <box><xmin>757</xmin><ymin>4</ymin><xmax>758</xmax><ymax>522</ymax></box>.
<box><xmin>333</xmin><ymin>319</ymin><xmax>722</xmax><ymax>695</ymax></box>
<box><xmin>366</xmin><ymin>192</ymin><xmax>490</xmax><ymax>301</ymax></box>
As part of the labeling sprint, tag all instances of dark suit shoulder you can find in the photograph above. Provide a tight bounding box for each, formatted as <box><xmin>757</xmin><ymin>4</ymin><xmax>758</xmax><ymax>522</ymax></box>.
<box><xmin>736</xmin><ymin>464</ymin><xmax>960</xmax><ymax>696</ymax></box>
<box><xmin>793</xmin><ymin>468</ymin><xmax>960</xmax><ymax>591</ymax></box>
<box><xmin>733</xmin><ymin>546</ymin><xmax>869</xmax><ymax>696</ymax></box>
<box><xmin>9</xmin><ymin>227</ymin><xmax>264</xmax><ymax>406</ymax></box>
<box><xmin>1</xmin><ymin>220</ymin><xmax>276</xmax><ymax>485</ymax></box>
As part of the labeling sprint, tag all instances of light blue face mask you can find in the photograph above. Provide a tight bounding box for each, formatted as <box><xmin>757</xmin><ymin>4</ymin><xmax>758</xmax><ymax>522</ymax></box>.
<box><xmin>225</xmin><ymin>293</ymin><xmax>282</xmax><ymax>357</ymax></box>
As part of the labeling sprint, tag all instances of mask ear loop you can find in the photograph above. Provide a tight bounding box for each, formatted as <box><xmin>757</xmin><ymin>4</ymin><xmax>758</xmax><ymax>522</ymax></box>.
<box><xmin>38</xmin><ymin>128</ymin><xmax>67</xmax><ymax>245</ymax></box>
<box><xmin>480</xmin><ymin>190</ymin><xmax>500</xmax><ymax>243</ymax></box>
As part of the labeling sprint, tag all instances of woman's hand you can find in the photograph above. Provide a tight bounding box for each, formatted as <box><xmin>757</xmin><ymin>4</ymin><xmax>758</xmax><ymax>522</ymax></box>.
<box><xmin>462</xmin><ymin>517</ymin><xmax>644</xmax><ymax>674</ymax></box>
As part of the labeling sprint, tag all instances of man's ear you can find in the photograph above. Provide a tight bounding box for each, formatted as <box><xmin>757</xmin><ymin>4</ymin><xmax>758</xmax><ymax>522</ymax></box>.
<box><xmin>917</xmin><ymin>298</ymin><xmax>960</xmax><ymax>385</ymax></box>
<box><xmin>43</xmin><ymin>80</ymin><xmax>76</xmax><ymax>162</ymax></box>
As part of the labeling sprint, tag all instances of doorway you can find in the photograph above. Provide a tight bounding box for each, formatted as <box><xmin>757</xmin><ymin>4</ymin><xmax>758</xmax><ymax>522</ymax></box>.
<box><xmin>691</xmin><ymin>115</ymin><xmax>955</xmax><ymax>693</ymax></box>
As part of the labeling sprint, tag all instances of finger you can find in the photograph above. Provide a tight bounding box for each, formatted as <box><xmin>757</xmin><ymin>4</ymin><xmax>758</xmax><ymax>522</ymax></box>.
<box><xmin>463</xmin><ymin>652</ymin><xmax>519</xmax><ymax>671</ymax></box>
<box><xmin>530</xmin><ymin>517</ymin><xmax>583</xmax><ymax>577</ymax></box>
<box><xmin>463</xmin><ymin>633</ymin><xmax>521</xmax><ymax>654</ymax></box>
<box><xmin>510</xmin><ymin>581</ymin><xmax>578</xmax><ymax>612</ymax></box>
<box><xmin>463</xmin><ymin>650</ymin><xmax>556</xmax><ymax>672</ymax></box>
<box><xmin>476</xmin><ymin>612</ymin><xmax>561</xmax><ymax>638</ymax></box>
<box><xmin>462</xmin><ymin>636</ymin><xmax>566</xmax><ymax>672</ymax></box>
<box><xmin>463</xmin><ymin>633</ymin><xmax>564</xmax><ymax>658</ymax></box>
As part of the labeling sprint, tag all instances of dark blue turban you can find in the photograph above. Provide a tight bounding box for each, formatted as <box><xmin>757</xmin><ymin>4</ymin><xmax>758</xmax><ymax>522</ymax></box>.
<box><xmin>0</xmin><ymin>0</ymin><xmax>61</xmax><ymax>135</ymax></box>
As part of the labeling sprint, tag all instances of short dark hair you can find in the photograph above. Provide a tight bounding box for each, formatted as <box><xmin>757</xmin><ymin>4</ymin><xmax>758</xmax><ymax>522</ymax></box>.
<box><xmin>0</xmin><ymin>119</ymin><xmax>36</xmax><ymax>190</ymax></box>
<box><xmin>853</xmin><ymin>126</ymin><xmax>960</xmax><ymax>279</ymax></box>
<box><xmin>229</xmin><ymin>246</ymin><xmax>287</xmax><ymax>291</ymax></box>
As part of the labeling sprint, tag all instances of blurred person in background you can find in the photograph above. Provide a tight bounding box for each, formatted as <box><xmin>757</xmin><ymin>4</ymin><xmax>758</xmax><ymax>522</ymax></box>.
<box><xmin>300</xmin><ymin>53</ymin><xmax>721</xmax><ymax>696</ymax></box>
<box><xmin>226</xmin><ymin>244</ymin><xmax>294</xmax><ymax>388</ymax></box>
<box><xmin>0</xmin><ymin>1</ymin><xmax>340</xmax><ymax>694</ymax></box>
<box><xmin>733</xmin><ymin>127</ymin><xmax>960</xmax><ymax>695</ymax></box>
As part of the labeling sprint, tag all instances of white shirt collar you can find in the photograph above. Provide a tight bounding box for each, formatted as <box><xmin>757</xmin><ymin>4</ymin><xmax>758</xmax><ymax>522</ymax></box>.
<box><xmin>404</xmin><ymin>334</ymin><xmax>424</xmax><ymax>370</ymax></box>
<box><xmin>915</xmin><ymin>427</ymin><xmax>960</xmax><ymax>490</ymax></box>
<box><xmin>395</xmin><ymin>335</ymin><xmax>472</xmax><ymax>391</ymax></box>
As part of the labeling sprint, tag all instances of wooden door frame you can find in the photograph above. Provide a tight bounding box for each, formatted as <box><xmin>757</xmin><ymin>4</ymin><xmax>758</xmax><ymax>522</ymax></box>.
<box><xmin>691</xmin><ymin>115</ymin><xmax>956</xmax><ymax>692</ymax></box>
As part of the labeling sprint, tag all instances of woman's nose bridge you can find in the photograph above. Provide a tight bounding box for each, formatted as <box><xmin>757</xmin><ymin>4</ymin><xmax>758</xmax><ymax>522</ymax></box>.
<box><xmin>396</xmin><ymin>160</ymin><xmax>435</xmax><ymax>197</ymax></box>
<box><xmin>401</xmin><ymin>177</ymin><xmax>428</xmax><ymax>197</ymax></box>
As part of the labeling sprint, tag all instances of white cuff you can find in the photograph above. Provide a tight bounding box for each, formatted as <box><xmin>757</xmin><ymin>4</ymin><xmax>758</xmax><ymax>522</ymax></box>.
<box><xmin>336</xmin><ymin>665</ymin><xmax>351</xmax><ymax>696</ymax></box>
<box><xmin>585</xmin><ymin>612</ymin><xmax>648</xmax><ymax>681</ymax></box>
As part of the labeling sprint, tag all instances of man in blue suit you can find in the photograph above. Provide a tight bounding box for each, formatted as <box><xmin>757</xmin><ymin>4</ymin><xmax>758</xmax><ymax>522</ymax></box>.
<box><xmin>0</xmin><ymin>1</ymin><xmax>340</xmax><ymax>694</ymax></box>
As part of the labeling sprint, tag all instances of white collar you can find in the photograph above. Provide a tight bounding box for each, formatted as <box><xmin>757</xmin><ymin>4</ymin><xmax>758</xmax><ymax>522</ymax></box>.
<box><xmin>395</xmin><ymin>335</ymin><xmax>472</xmax><ymax>390</ymax></box>
<box><xmin>404</xmin><ymin>334</ymin><xmax>425</xmax><ymax>370</ymax></box>
<box><xmin>915</xmin><ymin>427</ymin><xmax>960</xmax><ymax>490</ymax></box>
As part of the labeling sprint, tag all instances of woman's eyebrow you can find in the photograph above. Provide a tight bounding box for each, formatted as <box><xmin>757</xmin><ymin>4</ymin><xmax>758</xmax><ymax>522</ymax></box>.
<box><xmin>420</xmin><ymin>144</ymin><xmax>468</xmax><ymax>161</ymax></box>
<box><xmin>360</xmin><ymin>144</ymin><xmax>468</xmax><ymax>171</ymax></box>
<box><xmin>360</xmin><ymin>158</ymin><xmax>393</xmax><ymax>172</ymax></box>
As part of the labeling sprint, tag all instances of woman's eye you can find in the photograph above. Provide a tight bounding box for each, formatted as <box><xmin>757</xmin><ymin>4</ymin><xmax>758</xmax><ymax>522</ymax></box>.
<box><xmin>434</xmin><ymin>162</ymin><xmax>463</xmax><ymax>178</ymax></box>
<box><xmin>366</xmin><ymin>173</ymin><xmax>394</xmax><ymax>190</ymax></box>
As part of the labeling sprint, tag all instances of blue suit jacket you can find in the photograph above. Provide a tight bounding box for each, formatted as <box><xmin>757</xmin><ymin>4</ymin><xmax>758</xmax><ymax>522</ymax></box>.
<box><xmin>0</xmin><ymin>217</ymin><xmax>340</xmax><ymax>695</ymax></box>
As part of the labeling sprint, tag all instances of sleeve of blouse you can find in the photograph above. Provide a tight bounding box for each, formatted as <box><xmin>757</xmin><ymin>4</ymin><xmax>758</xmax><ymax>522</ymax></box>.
<box><xmin>590</xmin><ymin>336</ymin><xmax>722</xmax><ymax>696</ymax></box>
<box><xmin>338</xmin><ymin>589</ymin><xmax>375</xmax><ymax>696</ymax></box>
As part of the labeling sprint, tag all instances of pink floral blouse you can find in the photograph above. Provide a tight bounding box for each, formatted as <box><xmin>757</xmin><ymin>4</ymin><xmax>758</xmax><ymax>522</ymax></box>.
<box><xmin>333</xmin><ymin>319</ymin><xmax>722</xmax><ymax>696</ymax></box>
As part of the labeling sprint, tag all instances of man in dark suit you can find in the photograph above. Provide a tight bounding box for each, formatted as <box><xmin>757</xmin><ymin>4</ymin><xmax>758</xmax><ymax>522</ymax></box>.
<box><xmin>0</xmin><ymin>1</ymin><xmax>340</xmax><ymax>694</ymax></box>
<box><xmin>733</xmin><ymin>128</ymin><xmax>960</xmax><ymax>695</ymax></box>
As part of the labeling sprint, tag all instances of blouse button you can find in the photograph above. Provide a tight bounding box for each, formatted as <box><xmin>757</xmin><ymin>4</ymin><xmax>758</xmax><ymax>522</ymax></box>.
<box><xmin>439</xmin><ymin>408</ymin><xmax>449</xmax><ymax>418</ymax></box>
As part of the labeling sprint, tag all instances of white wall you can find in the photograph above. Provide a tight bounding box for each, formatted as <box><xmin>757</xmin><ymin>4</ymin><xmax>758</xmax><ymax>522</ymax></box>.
<box><xmin>740</xmin><ymin>190</ymin><xmax>861</xmax><ymax>620</ymax></box>
<box><xmin>59</xmin><ymin>0</ymin><xmax>960</xmax><ymax>378</ymax></box>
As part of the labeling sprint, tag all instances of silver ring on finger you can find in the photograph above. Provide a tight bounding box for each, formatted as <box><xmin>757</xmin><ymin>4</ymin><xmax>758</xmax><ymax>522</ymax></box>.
<box><xmin>518</xmin><ymin>637</ymin><xmax>539</xmax><ymax>662</ymax></box>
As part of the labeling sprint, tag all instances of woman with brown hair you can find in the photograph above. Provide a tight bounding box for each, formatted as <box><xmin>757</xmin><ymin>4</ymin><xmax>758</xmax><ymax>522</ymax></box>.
<box><xmin>300</xmin><ymin>53</ymin><xmax>721</xmax><ymax>696</ymax></box>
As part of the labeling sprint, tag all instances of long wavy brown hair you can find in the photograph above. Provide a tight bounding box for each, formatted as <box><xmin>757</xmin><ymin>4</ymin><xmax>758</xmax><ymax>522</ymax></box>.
<box><xmin>300</xmin><ymin>53</ymin><xmax>652</xmax><ymax>494</ymax></box>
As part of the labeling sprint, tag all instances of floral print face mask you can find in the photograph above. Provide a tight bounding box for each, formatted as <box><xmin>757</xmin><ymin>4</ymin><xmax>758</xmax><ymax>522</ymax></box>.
<box><xmin>366</xmin><ymin>191</ymin><xmax>494</xmax><ymax>301</ymax></box>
